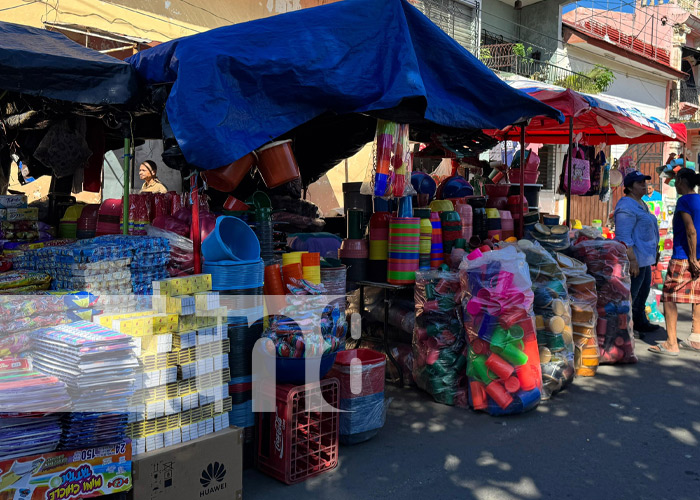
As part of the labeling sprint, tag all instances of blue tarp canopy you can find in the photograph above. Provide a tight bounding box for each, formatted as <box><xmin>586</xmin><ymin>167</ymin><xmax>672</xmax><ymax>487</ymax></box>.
<box><xmin>0</xmin><ymin>21</ymin><xmax>139</xmax><ymax>105</ymax></box>
<box><xmin>127</xmin><ymin>0</ymin><xmax>562</xmax><ymax>173</ymax></box>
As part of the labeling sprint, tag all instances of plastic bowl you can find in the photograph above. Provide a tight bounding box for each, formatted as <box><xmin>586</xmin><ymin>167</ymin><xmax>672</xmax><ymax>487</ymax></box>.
<box><xmin>270</xmin><ymin>351</ymin><xmax>338</xmax><ymax>384</ymax></box>
<box><xmin>439</xmin><ymin>176</ymin><xmax>473</xmax><ymax>199</ymax></box>
<box><xmin>202</xmin><ymin>215</ymin><xmax>260</xmax><ymax>262</ymax></box>
<box><xmin>485</xmin><ymin>183</ymin><xmax>512</xmax><ymax>198</ymax></box>
<box><xmin>411</xmin><ymin>172</ymin><xmax>437</xmax><ymax>197</ymax></box>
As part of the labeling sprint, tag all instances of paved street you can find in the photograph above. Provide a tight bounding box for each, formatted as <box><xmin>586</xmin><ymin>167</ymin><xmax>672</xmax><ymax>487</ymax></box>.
<box><xmin>245</xmin><ymin>306</ymin><xmax>700</xmax><ymax>499</ymax></box>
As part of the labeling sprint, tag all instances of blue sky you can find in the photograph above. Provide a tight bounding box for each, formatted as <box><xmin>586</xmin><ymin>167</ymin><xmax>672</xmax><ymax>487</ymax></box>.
<box><xmin>562</xmin><ymin>0</ymin><xmax>664</xmax><ymax>14</ymax></box>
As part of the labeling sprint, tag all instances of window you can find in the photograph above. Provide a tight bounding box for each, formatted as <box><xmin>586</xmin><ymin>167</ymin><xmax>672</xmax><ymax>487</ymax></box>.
<box><xmin>410</xmin><ymin>0</ymin><xmax>480</xmax><ymax>54</ymax></box>
<box><xmin>537</xmin><ymin>145</ymin><xmax>557</xmax><ymax>191</ymax></box>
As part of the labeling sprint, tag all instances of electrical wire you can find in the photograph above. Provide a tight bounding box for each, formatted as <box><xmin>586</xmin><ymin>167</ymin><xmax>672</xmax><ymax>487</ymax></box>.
<box><xmin>0</xmin><ymin>0</ymin><xmax>41</xmax><ymax>12</ymax></box>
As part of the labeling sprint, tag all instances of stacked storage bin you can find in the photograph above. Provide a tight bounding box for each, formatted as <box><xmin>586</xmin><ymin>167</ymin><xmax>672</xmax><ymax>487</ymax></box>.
<box><xmin>327</xmin><ymin>349</ymin><xmax>386</xmax><ymax>445</ymax></box>
<box><xmin>387</xmin><ymin>216</ymin><xmax>420</xmax><ymax>285</ymax></box>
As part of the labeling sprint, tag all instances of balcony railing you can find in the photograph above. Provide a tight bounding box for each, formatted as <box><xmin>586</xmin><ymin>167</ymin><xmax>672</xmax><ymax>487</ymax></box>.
<box><xmin>670</xmin><ymin>86</ymin><xmax>700</xmax><ymax>123</ymax></box>
<box><xmin>564</xmin><ymin>18</ymin><xmax>671</xmax><ymax>66</ymax></box>
<box><xmin>480</xmin><ymin>43</ymin><xmax>597</xmax><ymax>92</ymax></box>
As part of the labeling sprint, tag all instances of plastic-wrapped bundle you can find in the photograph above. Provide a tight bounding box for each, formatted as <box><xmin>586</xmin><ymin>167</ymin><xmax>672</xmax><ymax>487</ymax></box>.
<box><xmin>460</xmin><ymin>245</ymin><xmax>542</xmax><ymax>415</ymax></box>
<box><xmin>361</xmin><ymin>120</ymin><xmax>416</xmax><ymax>198</ymax></box>
<box><xmin>570</xmin><ymin>239</ymin><xmax>637</xmax><ymax>364</ymax></box>
<box><xmin>412</xmin><ymin>269</ymin><xmax>467</xmax><ymax>407</ymax></box>
<box><xmin>328</xmin><ymin>349</ymin><xmax>387</xmax><ymax>445</ymax></box>
<box><xmin>556</xmin><ymin>253</ymin><xmax>599</xmax><ymax>377</ymax></box>
<box><xmin>518</xmin><ymin>240</ymin><xmax>575</xmax><ymax>399</ymax></box>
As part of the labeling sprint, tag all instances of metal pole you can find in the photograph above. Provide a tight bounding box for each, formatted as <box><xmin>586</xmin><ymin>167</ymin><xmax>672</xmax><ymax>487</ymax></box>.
<box><xmin>123</xmin><ymin>136</ymin><xmax>130</xmax><ymax>235</ymax></box>
<box><xmin>191</xmin><ymin>174</ymin><xmax>201</xmax><ymax>274</ymax></box>
<box><xmin>519</xmin><ymin>123</ymin><xmax>526</xmax><ymax>239</ymax></box>
<box><xmin>566</xmin><ymin>117</ymin><xmax>574</xmax><ymax>229</ymax></box>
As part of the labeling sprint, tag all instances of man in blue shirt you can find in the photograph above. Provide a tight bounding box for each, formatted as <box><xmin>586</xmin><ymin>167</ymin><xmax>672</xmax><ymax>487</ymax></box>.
<box><xmin>642</xmin><ymin>183</ymin><xmax>662</xmax><ymax>203</ymax></box>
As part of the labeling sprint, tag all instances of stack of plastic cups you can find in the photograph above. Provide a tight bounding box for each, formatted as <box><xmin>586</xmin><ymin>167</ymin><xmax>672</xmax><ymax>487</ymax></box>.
<box><xmin>457</xmin><ymin>203</ymin><xmax>472</xmax><ymax>243</ymax></box>
<box><xmin>499</xmin><ymin>210</ymin><xmax>514</xmax><ymax>240</ymax></box>
<box><xmin>368</xmin><ymin>212</ymin><xmax>390</xmax><ymax>283</ymax></box>
<box><xmin>264</xmin><ymin>264</ymin><xmax>286</xmax><ymax>315</ymax></box>
<box><xmin>440</xmin><ymin>211</ymin><xmax>462</xmax><ymax>264</ymax></box>
<box><xmin>387</xmin><ymin>217</ymin><xmax>420</xmax><ymax>285</ymax></box>
<box><xmin>339</xmin><ymin>239</ymin><xmax>368</xmax><ymax>290</ymax></box>
<box><xmin>486</xmin><ymin>208</ymin><xmax>502</xmax><ymax>242</ymax></box>
<box><xmin>416</xmin><ymin>209</ymin><xmax>432</xmax><ymax>271</ymax></box>
<box><xmin>430</xmin><ymin>212</ymin><xmax>444</xmax><ymax>268</ymax></box>
<box><xmin>301</xmin><ymin>252</ymin><xmax>321</xmax><ymax>284</ymax></box>
<box><xmin>282</xmin><ymin>261</ymin><xmax>304</xmax><ymax>293</ymax></box>
<box><xmin>255</xmin><ymin>207</ymin><xmax>275</xmax><ymax>265</ymax></box>
<box><xmin>282</xmin><ymin>251</ymin><xmax>306</xmax><ymax>267</ymax></box>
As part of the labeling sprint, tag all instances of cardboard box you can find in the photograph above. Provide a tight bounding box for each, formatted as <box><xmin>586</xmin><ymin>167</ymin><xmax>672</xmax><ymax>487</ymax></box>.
<box><xmin>0</xmin><ymin>442</ymin><xmax>131</xmax><ymax>499</ymax></box>
<box><xmin>130</xmin><ymin>427</ymin><xmax>242</xmax><ymax>500</ymax></box>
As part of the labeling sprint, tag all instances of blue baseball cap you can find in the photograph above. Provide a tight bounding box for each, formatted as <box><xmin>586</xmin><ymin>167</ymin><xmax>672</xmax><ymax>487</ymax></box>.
<box><xmin>623</xmin><ymin>170</ymin><xmax>651</xmax><ymax>188</ymax></box>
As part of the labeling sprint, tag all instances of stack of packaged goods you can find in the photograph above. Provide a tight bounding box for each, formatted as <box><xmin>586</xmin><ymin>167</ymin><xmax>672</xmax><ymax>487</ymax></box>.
<box><xmin>0</xmin><ymin>358</ymin><xmax>71</xmax><ymax>459</ymax></box>
<box><xmin>556</xmin><ymin>253</ymin><xmax>600</xmax><ymax>377</ymax></box>
<box><xmin>412</xmin><ymin>269</ymin><xmax>467</xmax><ymax>407</ymax></box>
<box><xmin>571</xmin><ymin>239</ymin><xmax>637</xmax><ymax>364</ymax></box>
<box><xmin>98</xmin><ymin>274</ymin><xmax>232</xmax><ymax>456</ymax></box>
<box><xmin>460</xmin><ymin>245</ymin><xmax>542</xmax><ymax>415</ymax></box>
<box><xmin>0</xmin><ymin>292</ymin><xmax>96</xmax><ymax>362</ymax></box>
<box><xmin>0</xmin><ymin>195</ymin><xmax>39</xmax><ymax>243</ymax></box>
<box><xmin>30</xmin><ymin>321</ymin><xmax>138</xmax><ymax>449</ymax></box>
<box><xmin>519</xmin><ymin>241</ymin><xmax>575</xmax><ymax>399</ymax></box>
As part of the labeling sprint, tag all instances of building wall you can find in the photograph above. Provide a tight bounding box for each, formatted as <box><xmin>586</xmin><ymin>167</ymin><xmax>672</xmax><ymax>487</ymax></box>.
<box><xmin>520</xmin><ymin>0</ymin><xmax>567</xmax><ymax>56</ymax></box>
<box><xmin>481</xmin><ymin>0</ymin><xmax>519</xmax><ymax>41</ymax></box>
<box><xmin>0</xmin><ymin>0</ymin><xmax>338</xmax><ymax>41</ymax></box>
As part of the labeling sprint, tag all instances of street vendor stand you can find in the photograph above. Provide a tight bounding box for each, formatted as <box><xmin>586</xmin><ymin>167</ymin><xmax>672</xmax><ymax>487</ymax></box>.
<box><xmin>489</xmin><ymin>79</ymin><xmax>687</xmax><ymax>227</ymax></box>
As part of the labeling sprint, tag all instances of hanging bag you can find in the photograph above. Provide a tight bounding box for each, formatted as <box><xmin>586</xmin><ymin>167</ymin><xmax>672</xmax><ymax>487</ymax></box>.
<box><xmin>563</xmin><ymin>146</ymin><xmax>591</xmax><ymax>195</ymax></box>
<box><xmin>584</xmin><ymin>149</ymin><xmax>605</xmax><ymax>197</ymax></box>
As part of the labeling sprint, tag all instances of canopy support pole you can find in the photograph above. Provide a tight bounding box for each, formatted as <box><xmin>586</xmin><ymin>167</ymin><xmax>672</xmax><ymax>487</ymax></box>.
<box><xmin>519</xmin><ymin>124</ymin><xmax>526</xmax><ymax>239</ymax></box>
<box><xmin>191</xmin><ymin>174</ymin><xmax>202</xmax><ymax>274</ymax></box>
<box><xmin>123</xmin><ymin>136</ymin><xmax>130</xmax><ymax>236</ymax></box>
<box><xmin>566</xmin><ymin>117</ymin><xmax>574</xmax><ymax>229</ymax></box>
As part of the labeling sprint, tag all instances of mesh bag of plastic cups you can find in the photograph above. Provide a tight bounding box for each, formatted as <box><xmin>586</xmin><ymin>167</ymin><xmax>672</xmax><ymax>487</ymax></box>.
<box><xmin>570</xmin><ymin>239</ymin><xmax>637</xmax><ymax>364</ymax></box>
<box><xmin>327</xmin><ymin>349</ymin><xmax>387</xmax><ymax>445</ymax></box>
<box><xmin>556</xmin><ymin>253</ymin><xmax>600</xmax><ymax>377</ymax></box>
<box><xmin>517</xmin><ymin>240</ymin><xmax>575</xmax><ymax>399</ymax></box>
<box><xmin>459</xmin><ymin>245</ymin><xmax>542</xmax><ymax>415</ymax></box>
<box><xmin>412</xmin><ymin>269</ymin><xmax>468</xmax><ymax>407</ymax></box>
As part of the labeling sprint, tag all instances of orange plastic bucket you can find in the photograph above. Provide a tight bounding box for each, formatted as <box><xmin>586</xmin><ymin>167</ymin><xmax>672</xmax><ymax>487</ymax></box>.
<box><xmin>201</xmin><ymin>152</ymin><xmax>256</xmax><ymax>192</ymax></box>
<box><xmin>256</xmin><ymin>140</ymin><xmax>301</xmax><ymax>188</ymax></box>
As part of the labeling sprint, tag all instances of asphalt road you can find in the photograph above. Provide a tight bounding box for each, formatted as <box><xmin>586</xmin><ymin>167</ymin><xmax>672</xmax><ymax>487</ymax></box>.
<box><xmin>244</xmin><ymin>306</ymin><xmax>700</xmax><ymax>499</ymax></box>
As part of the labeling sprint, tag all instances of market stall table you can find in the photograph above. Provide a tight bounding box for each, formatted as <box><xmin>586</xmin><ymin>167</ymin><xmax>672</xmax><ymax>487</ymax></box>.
<box><xmin>356</xmin><ymin>280</ymin><xmax>411</xmax><ymax>387</ymax></box>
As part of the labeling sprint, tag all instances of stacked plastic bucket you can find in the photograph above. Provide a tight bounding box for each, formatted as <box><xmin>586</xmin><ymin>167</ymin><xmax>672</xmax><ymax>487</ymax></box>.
<box><xmin>415</xmin><ymin>209</ymin><xmax>432</xmax><ymax>271</ymax></box>
<box><xmin>456</xmin><ymin>203</ymin><xmax>472</xmax><ymax>243</ymax></box>
<box><xmin>327</xmin><ymin>349</ymin><xmax>386</xmax><ymax>445</ymax></box>
<box><xmin>368</xmin><ymin>212</ymin><xmax>390</xmax><ymax>282</ymax></box>
<box><xmin>301</xmin><ymin>252</ymin><xmax>321</xmax><ymax>284</ymax></box>
<box><xmin>430</xmin><ymin>212</ymin><xmax>444</xmax><ymax>268</ymax></box>
<box><xmin>387</xmin><ymin>216</ymin><xmax>420</xmax><ymax>285</ymax></box>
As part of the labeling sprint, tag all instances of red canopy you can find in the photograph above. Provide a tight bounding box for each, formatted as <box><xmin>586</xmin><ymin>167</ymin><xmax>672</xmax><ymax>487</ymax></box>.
<box><xmin>489</xmin><ymin>79</ymin><xmax>687</xmax><ymax>145</ymax></box>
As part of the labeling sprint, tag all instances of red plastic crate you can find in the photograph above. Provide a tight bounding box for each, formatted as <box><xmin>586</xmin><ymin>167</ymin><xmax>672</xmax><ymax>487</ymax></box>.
<box><xmin>327</xmin><ymin>349</ymin><xmax>386</xmax><ymax>399</ymax></box>
<box><xmin>256</xmin><ymin>378</ymin><xmax>339</xmax><ymax>484</ymax></box>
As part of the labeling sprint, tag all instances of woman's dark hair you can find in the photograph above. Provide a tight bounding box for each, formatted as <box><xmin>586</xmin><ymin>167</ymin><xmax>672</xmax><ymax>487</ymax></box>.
<box><xmin>142</xmin><ymin>160</ymin><xmax>158</xmax><ymax>175</ymax></box>
<box><xmin>623</xmin><ymin>187</ymin><xmax>630</xmax><ymax>195</ymax></box>
<box><xmin>675</xmin><ymin>168</ymin><xmax>700</xmax><ymax>190</ymax></box>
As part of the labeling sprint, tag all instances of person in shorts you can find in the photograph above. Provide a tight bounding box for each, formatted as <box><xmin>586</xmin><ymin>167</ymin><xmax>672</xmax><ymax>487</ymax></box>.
<box><xmin>650</xmin><ymin>168</ymin><xmax>700</xmax><ymax>355</ymax></box>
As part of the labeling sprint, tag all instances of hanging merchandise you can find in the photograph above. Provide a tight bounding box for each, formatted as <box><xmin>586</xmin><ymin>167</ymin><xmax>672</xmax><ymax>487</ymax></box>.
<box><xmin>363</xmin><ymin>120</ymin><xmax>415</xmax><ymax>198</ymax></box>
<box><xmin>460</xmin><ymin>245</ymin><xmax>542</xmax><ymax>415</ymax></box>
<box><xmin>599</xmin><ymin>159</ymin><xmax>611</xmax><ymax>202</ymax></box>
<box><xmin>517</xmin><ymin>241</ymin><xmax>575</xmax><ymax>399</ymax></box>
<box><xmin>412</xmin><ymin>269</ymin><xmax>467</xmax><ymax>407</ymax></box>
<box><xmin>571</xmin><ymin>239</ymin><xmax>637</xmax><ymax>364</ymax></box>
<box><xmin>584</xmin><ymin>149</ymin><xmax>605</xmax><ymax>197</ymax></box>
<box><xmin>563</xmin><ymin>146</ymin><xmax>591</xmax><ymax>195</ymax></box>
<box><xmin>556</xmin><ymin>253</ymin><xmax>600</xmax><ymax>377</ymax></box>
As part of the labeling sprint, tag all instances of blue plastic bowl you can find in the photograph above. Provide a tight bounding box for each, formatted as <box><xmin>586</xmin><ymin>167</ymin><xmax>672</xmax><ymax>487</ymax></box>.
<box><xmin>260</xmin><ymin>350</ymin><xmax>338</xmax><ymax>384</ymax></box>
<box><xmin>411</xmin><ymin>171</ymin><xmax>437</xmax><ymax>198</ymax></box>
<box><xmin>441</xmin><ymin>176</ymin><xmax>473</xmax><ymax>199</ymax></box>
<box><xmin>202</xmin><ymin>216</ymin><xmax>260</xmax><ymax>262</ymax></box>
